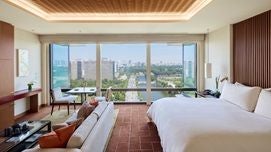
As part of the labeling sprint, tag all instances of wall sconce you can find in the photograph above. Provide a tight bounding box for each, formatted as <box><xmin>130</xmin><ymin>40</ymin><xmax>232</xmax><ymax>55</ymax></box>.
<box><xmin>205</xmin><ymin>63</ymin><xmax>212</xmax><ymax>78</ymax></box>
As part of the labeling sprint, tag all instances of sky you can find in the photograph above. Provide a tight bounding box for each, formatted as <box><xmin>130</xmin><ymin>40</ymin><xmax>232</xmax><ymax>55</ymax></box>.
<box><xmin>54</xmin><ymin>43</ymin><xmax>196</xmax><ymax>64</ymax></box>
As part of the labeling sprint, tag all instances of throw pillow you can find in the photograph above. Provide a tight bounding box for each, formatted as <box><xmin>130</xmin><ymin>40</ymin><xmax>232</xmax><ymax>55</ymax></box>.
<box><xmin>89</xmin><ymin>99</ymin><xmax>99</xmax><ymax>107</ymax></box>
<box><xmin>77</xmin><ymin>102</ymin><xmax>95</xmax><ymax>119</ymax></box>
<box><xmin>39</xmin><ymin>123</ymin><xmax>76</xmax><ymax>148</ymax></box>
<box><xmin>52</xmin><ymin>123</ymin><xmax>68</xmax><ymax>131</ymax></box>
<box><xmin>66</xmin><ymin>118</ymin><xmax>84</xmax><ymax>129</ymax></box>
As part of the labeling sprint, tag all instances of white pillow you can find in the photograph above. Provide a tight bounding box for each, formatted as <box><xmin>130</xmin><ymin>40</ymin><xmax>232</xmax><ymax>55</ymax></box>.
<box><xmin>255</xmin><ymin>89</ymin><xmax>271</xmax><ymax>119</ymax></box>
<box><xmin>220</xmin><ymin>82</ymin><xmax>262</xmax><ymax>112</ymax></box>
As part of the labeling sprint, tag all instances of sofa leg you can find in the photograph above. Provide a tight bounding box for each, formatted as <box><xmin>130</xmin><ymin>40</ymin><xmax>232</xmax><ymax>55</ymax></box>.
<box><xmin>51</xmin><ymin>105</ymin><xmax>54</xmax><ymax>115</ymax></box>
<box><xmin>74</xmin><ymin>101</ymin><xmax>76</xmax><ymax>110</ymax></box>
<box><xmin>58</xmin><ymin>105</ymin><xmax>60</xmax><ymax>110</ymax></box>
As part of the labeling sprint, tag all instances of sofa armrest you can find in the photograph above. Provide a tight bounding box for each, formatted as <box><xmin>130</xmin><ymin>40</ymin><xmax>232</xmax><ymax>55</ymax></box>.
<box><xmin>22</xmin><ymin>146</ymin><xmax>82</xmax><ymax>152</ymax></box>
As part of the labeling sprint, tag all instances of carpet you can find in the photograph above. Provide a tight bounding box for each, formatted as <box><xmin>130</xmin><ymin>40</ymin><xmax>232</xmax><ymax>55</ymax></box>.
<box><xmin>42</xmin><ymin>109</ymin><xmax>119</xmax><ymax>126</ymax></box>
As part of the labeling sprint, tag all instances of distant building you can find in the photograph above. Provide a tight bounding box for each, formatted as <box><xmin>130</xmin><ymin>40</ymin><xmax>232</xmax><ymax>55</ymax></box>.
<box><xmin>102</xmin><ymin>60</ymin><xmax>115</xmax><ymax>80</ymax></box>
<box><xmin>70</xmin><ymin>61</ymin><xmax>78</xmax><ymax>80</ymax></box>
<box><xmin>83</xmin><ymin>60</ymin><xmax>96</xmax><ymax>80</ymax></box>
<box><xmin>77</xmin><ymin>61</ymin><xmax>82</xmax><ymax>79</ymax></box>
<box><xmin>184</xmin><ymin>61</ymin><xmax>194</xmax><ymax>78</ymax></box>
<box><xmin>70</xmin><ymin>59</ymin><xmax>114</xmax><ymax>81</ymax></box>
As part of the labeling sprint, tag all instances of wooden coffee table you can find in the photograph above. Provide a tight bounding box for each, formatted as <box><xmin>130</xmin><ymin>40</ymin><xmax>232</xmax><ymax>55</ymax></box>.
<box><xmin>0</xmin><ymin>120</ymin><xmax>51</xmax><ymax>152</ymax></box>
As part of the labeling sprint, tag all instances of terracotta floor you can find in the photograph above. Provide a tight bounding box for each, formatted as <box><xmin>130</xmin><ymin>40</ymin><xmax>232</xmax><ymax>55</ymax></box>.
<box><xmin>106</xmin><ymin>104</ymin><xmax>162</xmax><ymax>152</ymax></box>
<box><xmin>17</xmin><ymin>104</ymin><xmax>163</xmax><ymax>152</ymax></box>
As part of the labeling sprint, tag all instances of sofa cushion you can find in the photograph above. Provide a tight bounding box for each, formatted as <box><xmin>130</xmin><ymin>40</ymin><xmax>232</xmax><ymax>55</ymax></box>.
<box><xmin>66</xmin><ymin>113</ymin><xmax>98</xmax><ymax>148</ymax></box>
<box><xmin>77</xmin><ymin>102</ymin><xmax>95</xmax><ymax>119</ymax></box>
<box><xmin>92</xmin><ymin>101</ymin><xmax>109</xmax><ymax>119</ymax></box>
<box><xmin>39</xmin><ymin>124</ymin><xmax>76</xmax><ymax>148</ymax></box>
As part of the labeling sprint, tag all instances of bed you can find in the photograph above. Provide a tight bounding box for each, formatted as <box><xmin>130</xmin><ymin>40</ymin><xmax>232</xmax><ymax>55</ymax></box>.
<box><xmin>147</xmin><ymin>83</ymin><xmax>271</xmax><ymax>152</ymax></box>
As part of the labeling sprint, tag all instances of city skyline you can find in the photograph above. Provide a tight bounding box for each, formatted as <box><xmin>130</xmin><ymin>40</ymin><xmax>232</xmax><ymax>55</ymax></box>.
<box><xmin>68</xmin><ymin>43</ymin><xmax>196</xmax><ymax>64</ymax></box>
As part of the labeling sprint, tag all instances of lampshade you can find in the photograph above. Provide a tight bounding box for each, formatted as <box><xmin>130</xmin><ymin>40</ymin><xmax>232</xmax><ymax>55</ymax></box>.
<box><xmin>205</xmin><ymin>63</ymin><xmax>212</xmax><ymax>78</ymax></box>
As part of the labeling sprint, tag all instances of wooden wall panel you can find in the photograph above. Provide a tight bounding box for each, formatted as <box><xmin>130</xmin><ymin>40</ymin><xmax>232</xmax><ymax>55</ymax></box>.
<box><xmin>0</xmin><ymin>21</ymin><xmax>14</xmax><ymax>129</ymax></box>
<box><xmin>0</xmin><ymin>21</ymin><xmax>14</xmax><ymax>60</ymax></box>
<box><xmin>233</xmin><ymin>10</ymin><xmax>271</xmax><ymax>88</ymax></box>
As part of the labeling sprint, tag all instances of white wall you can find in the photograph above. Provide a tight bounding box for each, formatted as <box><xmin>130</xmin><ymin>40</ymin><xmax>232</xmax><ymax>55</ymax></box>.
<box><xmin>14</xmin><ymin>28</ymin><xmax>41</xmax><ymax>116</ymax></box>
<box><xmin>205</xmin><ymin>25</ymin><xmax>232</xmax><ymax>91</ymax></box>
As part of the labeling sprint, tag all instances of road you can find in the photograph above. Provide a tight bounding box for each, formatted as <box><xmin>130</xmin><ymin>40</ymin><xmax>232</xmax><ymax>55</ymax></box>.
<box><xmin>125</xmin><ymin>75</ymin><xmax>140</xmax><ymax>102</ymax></box>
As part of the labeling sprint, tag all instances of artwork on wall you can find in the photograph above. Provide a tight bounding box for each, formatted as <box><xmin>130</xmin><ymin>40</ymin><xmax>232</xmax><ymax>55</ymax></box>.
<box><xmin>17</xmin><ymin>49</ymin><xmax>29</xmax><ymax>77</ymax></box>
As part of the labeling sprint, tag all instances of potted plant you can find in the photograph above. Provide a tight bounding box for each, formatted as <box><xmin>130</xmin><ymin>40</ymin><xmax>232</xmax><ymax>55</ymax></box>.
<box><xmin>27</xmin><ymin>81</ymin><xmax>35</xmax><ymax>91</ymax></box>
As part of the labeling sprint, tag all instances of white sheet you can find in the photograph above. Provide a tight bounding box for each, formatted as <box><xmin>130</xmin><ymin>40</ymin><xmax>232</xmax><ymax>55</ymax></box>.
<box><xmin>147</xmin><ymin>97</ymin><xmax>271</xmax><ymax>152</ymax></box>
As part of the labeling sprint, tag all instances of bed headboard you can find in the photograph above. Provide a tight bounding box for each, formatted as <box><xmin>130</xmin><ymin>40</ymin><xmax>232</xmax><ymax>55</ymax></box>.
<box><xmin>233</xmin><ymin>10</ymin><xmax>271</xmax><ymax>88</ymax></box>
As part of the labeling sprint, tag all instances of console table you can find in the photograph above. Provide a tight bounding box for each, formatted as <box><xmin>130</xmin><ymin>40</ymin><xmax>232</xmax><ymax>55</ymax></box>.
<box><xmin>0</xmin><ymin>88</ymin><xmax>42</xmax><ymax>130</ymax></box>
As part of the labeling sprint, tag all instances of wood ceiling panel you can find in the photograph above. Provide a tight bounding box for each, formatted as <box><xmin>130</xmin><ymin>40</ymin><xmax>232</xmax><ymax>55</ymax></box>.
<box><xmin>29</xmin><ymin>0</ymin><xmax>197</xmax><ymax>14</ymax></box>
<box><xmin>5</xmin><ymin>0</ymin><xmax>212</xmax><ymax>21</ymax></box>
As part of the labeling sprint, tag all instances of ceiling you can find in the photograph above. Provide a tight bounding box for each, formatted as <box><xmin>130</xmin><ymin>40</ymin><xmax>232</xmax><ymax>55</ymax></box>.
<box><xmin>5</xmin><ymin>0</ymin><xmax>211</xmax><ymax>21</ymax></box>
<box><xmin>0</xmin><ymin>0</ymin><xmax>270</xmax><ymax>34</ymax></box>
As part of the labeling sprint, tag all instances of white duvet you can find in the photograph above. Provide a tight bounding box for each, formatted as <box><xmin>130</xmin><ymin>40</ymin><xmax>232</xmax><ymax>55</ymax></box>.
<box><xmin>147</xmin><ymin>97</ymin><xmax>271</xmax><ymax>152</ymax></box>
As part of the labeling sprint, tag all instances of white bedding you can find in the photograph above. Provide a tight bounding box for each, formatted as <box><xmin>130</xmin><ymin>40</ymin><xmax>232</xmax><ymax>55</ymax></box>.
<box><xmin>147</xmin><ymin>97</ymin><xmax>271</xmax><ymax>152</ymax></box>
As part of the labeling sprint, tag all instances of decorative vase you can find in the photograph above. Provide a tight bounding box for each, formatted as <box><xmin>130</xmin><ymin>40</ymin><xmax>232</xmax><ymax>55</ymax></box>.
<box><xmin>28</xmin><ymin>84</ymin><xmax>32</xmax><ymax>91</ymax></box>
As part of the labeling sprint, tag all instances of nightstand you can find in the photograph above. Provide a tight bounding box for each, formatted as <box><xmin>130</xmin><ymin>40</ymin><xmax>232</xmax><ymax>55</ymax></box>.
<box><xmin>195</xmin><ymin>91</ymin><xmax>219</xmax><ymax>98</ymax></box>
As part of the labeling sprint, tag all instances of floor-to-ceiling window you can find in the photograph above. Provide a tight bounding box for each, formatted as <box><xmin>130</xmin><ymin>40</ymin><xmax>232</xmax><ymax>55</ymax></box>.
<box><xmin>50</xmin><ymin>42</ymin><xmax>197</xmax><ymax>103</ymax></box>
<box><xmin>51</xmin><ymin>44</ymin><xmax>70</xmax><ymax>88</ymax></box>
<box><xmin>150</xmin><ymin>43</ymin><xmax>183</xmax><ymax>100</ymax></box>
<box><xmin>101</xmin><ymin>43</ymin><xmax>147</xmax><ymax>102</ymax></box>
<box><xmin>69</xmin><ymin>44</ymin><xmax>96</xmax><ymax>88</ymax></box>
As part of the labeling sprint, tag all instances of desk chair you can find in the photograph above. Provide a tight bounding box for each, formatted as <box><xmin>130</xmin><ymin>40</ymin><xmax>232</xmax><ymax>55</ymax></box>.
<box><xmin>50</xmin><ymin>87</ymin><xmax>77</xmax><ymax>115</ymax></box>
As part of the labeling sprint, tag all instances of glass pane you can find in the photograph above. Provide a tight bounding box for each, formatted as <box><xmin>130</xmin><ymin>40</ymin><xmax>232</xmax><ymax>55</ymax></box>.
<box><xmin>69</xmin><ymin>44</ymin><xmax>96</xmax><ymax>88</ymax></box>
<box><xmin>101</xmin><ymin>43</ymin><xmax>147</xmax><ymax>102</ymax></box>
<box><xmin>183</xmin><ymin>44</ymin><xmax>197</xmax><ymax>88</ymax></box>
<box><xmin>51</xmin><ymin>44</ymin><xmax>70</xmax><ymax>88</ymax></box>
<box><xmin>151</xmin><ymin>43</ymin><xmax>183</xmax><ymax>101</ymax></box>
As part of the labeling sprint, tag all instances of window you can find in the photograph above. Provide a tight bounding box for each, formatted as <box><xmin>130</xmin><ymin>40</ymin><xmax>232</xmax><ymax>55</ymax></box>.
<box><xmin>183</xmin><ymin>44</ymin><xmax>197</xmax><ymax>88</ymax></box>
<box><xmin>51</xmin><ymin>44</ymin><xmax>70</xmax><ymax>88</ymax></box>
<box><xmin>150</xmin><ymin>43</ymin><xmax>183</xmax><ymax>100</ymax></box>
<box><xmin>101</xmin><ymin>44</ymin><xmax>147</xmax><ymax>101</ymax></box>
<box><xmin>50</xmin><ymin>42</ymin><xmax>197</xmax><ymax>102</ymax></box>
<box><xmin>69</xmin><ymin>44</ymin><xmax>96</xmax><ymax>88</ymax></box>
<box><xmin>50</xmin><ymin>44</ymin><xmax>96</xmax><ymax>89</ymax></box>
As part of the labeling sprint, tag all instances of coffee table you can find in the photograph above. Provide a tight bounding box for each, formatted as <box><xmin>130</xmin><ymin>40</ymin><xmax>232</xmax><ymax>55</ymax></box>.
<box><xmin>0</xmin><ymin>120</ymin><xmax>51</xmax><ymax>152</ymax></box>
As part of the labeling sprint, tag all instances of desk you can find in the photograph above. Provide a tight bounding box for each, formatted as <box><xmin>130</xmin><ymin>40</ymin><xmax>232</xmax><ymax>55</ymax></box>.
<box><xmin>0</xmin><ymin>88</ymin><xmax>42</xmax><ymax>112</ymax></box>
<box><xmin>0</xmin><ymin>88</ymin><xmax>42</xmax><ymax>130</ymax></box>
<box><xmin>67</xmin><ymin>87</ymin><xmax>96</xmax><ymax>103</ymax></box>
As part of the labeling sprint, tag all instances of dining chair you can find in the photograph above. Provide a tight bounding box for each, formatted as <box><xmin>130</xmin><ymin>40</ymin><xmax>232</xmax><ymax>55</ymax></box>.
<box><xmin>95</xmin><ymin>87</ymin><xmax>113</xmax><ymax>102</ymax></box>
<box><xmin>50</xmin><ymin>87</ymin><xmax>77</xmax><ymax>115</ymax></box>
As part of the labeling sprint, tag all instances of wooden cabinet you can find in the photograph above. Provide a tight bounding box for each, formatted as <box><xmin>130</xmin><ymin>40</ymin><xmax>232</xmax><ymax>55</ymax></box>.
<box><xmin>0</xmin><ymin>102</ymin><xmax>14</xmax><ymax>130</ymax></box>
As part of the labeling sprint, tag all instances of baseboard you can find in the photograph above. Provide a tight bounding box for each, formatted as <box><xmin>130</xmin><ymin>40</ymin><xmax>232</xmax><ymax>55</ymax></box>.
<box><xmin>14</xmin><ymin>110</ymin><xmax>30</xmax><ymax>120</ymax></box>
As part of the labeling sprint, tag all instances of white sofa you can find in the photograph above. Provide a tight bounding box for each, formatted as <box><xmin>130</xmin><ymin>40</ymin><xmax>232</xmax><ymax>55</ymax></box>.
<box><xmin>24</xmin><ymin>102</ymin><xmax>115</xmax><ymax>152</ymax></box>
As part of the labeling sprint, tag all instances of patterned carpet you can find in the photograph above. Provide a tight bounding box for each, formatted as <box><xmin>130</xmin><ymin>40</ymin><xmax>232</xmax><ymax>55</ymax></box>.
<box><xmin>106</xmin><ymin>104</ymin><xmax>162</xmax><ymax>152</ymax></box>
